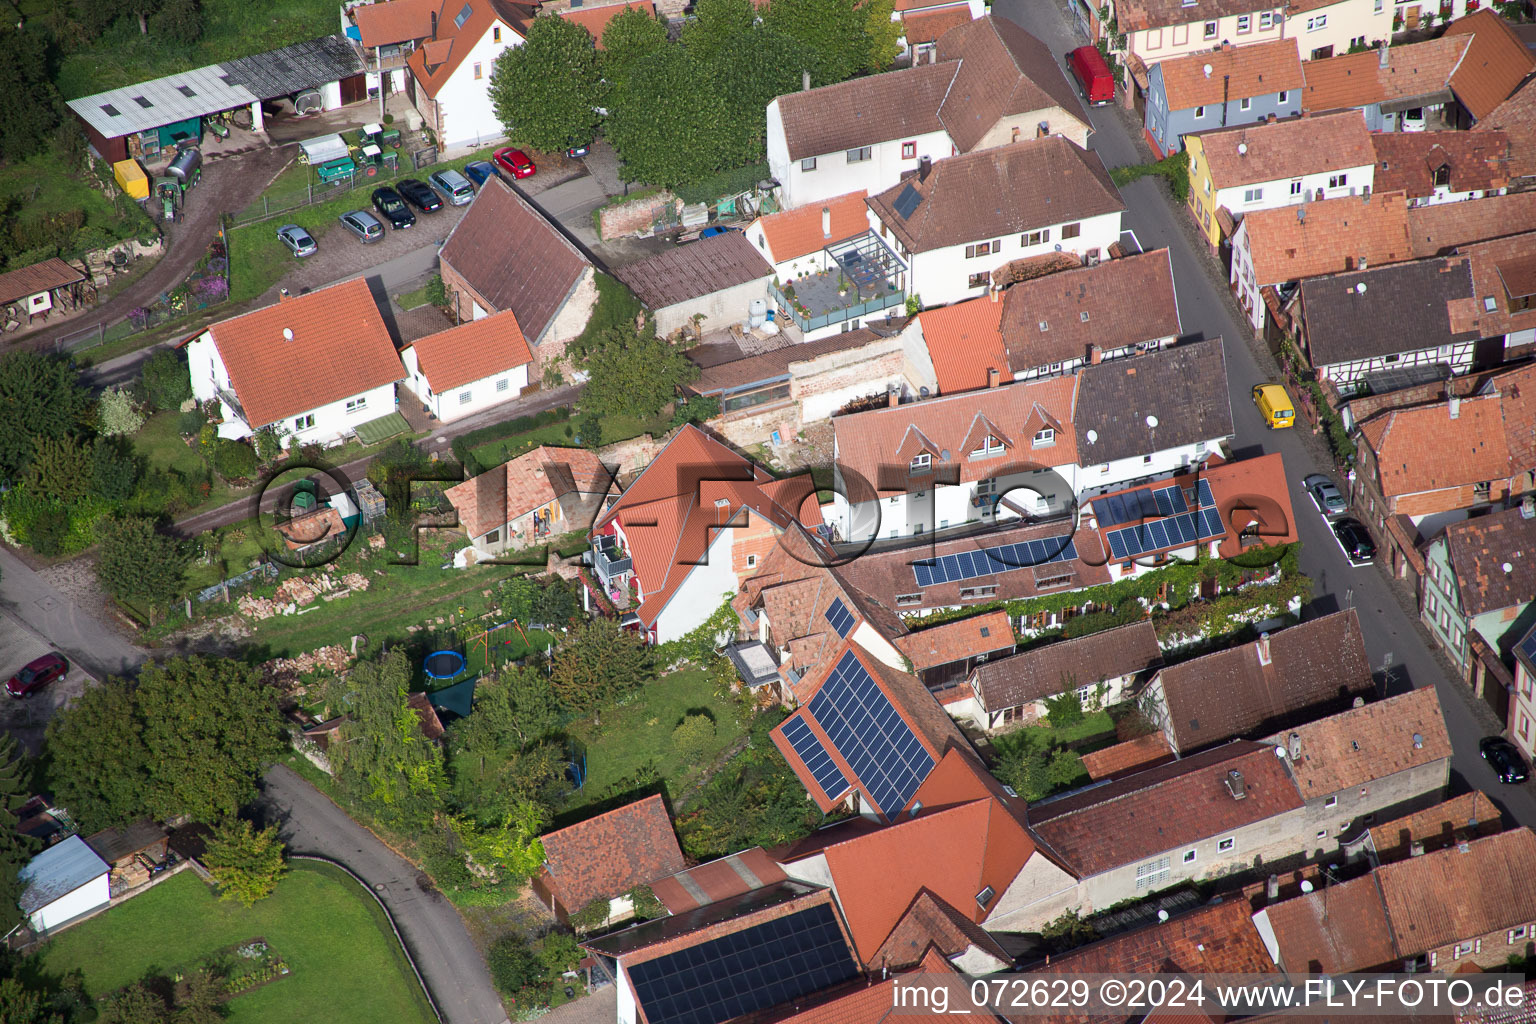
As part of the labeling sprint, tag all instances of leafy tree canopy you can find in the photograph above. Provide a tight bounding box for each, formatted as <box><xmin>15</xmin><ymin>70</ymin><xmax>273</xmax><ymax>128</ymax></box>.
<box><xmin>763</xmin><ymin>0</ymin><xmax>876</xmax><ymax>84</ymax></box>
<box><xmin>0</xmin><ymin>29</ymin><xmax>60</xmax><ymax>163</ymax></box>
<box><xmin>44</xmin><ymin>682</ymin><xmax>150</xmax><ymax>832</ymax></box>
<box><xmin>0</xmin><ymin>352</ymin><xmax>91</xmax><ymax>481</ymax></box>
<box><xmin>139</xmin><ymin>349</ymin><xmax>192</xmax><ymax>411</ymax></box>
<box><xmin>601</xmin><ymin>5</ymin><xmax>669</xmax><ymax>92</ymax></box>
<box><xmin>204</xmin><ymin>817</ymin><xmax>286</xmax><ymax>907</ymax></box>
<box><xmin>606</xmin><ymin>45</ymin><xmax>733</xmax><ymax>188</ymax></box>
<box><xmin>489</xmin><ymin>15</ymin><xmax>604</xmax><ymax>153</ymax></box>
<box><xmin>549</xmin><ymin>617</ymin><xmax>652</xmax><ymax>715</ymax></box>
<box><xmin>578</xmin><ymin>320</ymin><xmax>699</xmax><ymax>441</ymax></box>
<box><xmin>93</xmin><ymin>516</ymin><xmax>193</xmax><ymax>614</ymax></box>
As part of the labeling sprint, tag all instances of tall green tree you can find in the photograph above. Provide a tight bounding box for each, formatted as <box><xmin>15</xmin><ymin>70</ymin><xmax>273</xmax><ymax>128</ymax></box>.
<box><xmin>861</xmin><ymin>0</ymin><xmax>901</xmax><ymax>72</ymax></box>
<box><xmin>680</xmin><ymin>0</ymin><xmax>759</xmax><ymax>67</ymax></box>
<box><xmin>204</xmin><ymin>818</ymin><xmax>286</xmax><ymax>907</ymax></box>
<box><xmin>447</xmin><ymin>665</ymin><xmax>567</xmax><ymax>820</ymax></box>
<box><xmin>0</xmin><ymin>352</ymin><xmax>91</xmax><ymax>481</ymax></box>
<box><xmin>550</xmin><ymin>617</ymin><xmax>652</xmax><ymax>714</ymax></box>
<box><xmin>92</xmin><ymin>438</ymin><xmax>142</xmax><ymax>502</ymax></box>
<box><xmin>151</xmin><ymin>0</ymin><xmax>202</xmax><ymax>45</ymax></box>
<box><xmin>138</xmin><ymin>349</ymin><xmax>192</xmax><ymax>411</ymax></box>
<box><xmin>94</xmin><ymin>517</ymin><xmax>193</xmax><ymax>615</ymax></box>
<box><xmin>711</xmin><ymin>25</ymin><xmax>817</xmax><ymax>165</ymax></box>
<box><xmin>0</xmin><ymin>28</ymin><xmax>60</xmax><ymax>162</ymax></box>
<box><xmin>579</xmin><ymin>320</ymin><xmax>699</xmax><ymax>439</ymax></box>
<box><xmin>136</xmin><ymin>658</ymin><xmax>285</xmax><ymax>822</ymax></box>
<box><xmin>606</xmin><ymin>46</ymin><xmax>732</xmax><ymax>187</ymax></box>
<box><xmin>601</xmin><ymin>5</ymin><xmax>669</xmax><ymax>93</ymax></box>
<box><xmin>44</xmin><ymin>682</ymin><xmax>150</xmax><ymax>833</ymax></box>
<box><xmin>23</xmin><ymin>436</ymin><xmax>93</xmax><ymax>503</ymax></box>
<box><xmin>764</xmin><ymin>0</ymin><xmax>873</xmax><ymax>83</ymax></box>
<box><xmin>489</xmin><ymin>16</ymin><xmax>604</xmax><ymax>153</ymax></box>
<box><xmin>321</xmin><ymin>650</ymin><xmax>446</xmax><ymax>829</ymax></box>
<box><xmin>0</xmin><ymin>736</ymin><xmax>35</xmax><ymax>933</ymax></box>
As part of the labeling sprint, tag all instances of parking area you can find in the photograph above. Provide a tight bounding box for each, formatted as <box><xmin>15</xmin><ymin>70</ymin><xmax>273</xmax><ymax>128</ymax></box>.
<box><xmin>0</xmin><ymin>611</ymin><xmax>96</xmax><ymax>755</ymax></box>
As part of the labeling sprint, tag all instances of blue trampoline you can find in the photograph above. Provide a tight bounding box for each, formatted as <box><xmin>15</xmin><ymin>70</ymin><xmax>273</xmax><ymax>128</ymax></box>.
<box><xmin>423</xmin><ymin>650</ymin><xmax>466</xmax><ymax>680</ymax></box>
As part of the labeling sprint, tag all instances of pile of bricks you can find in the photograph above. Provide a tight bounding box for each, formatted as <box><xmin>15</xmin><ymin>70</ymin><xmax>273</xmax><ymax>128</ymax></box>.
<box><xmin>260</xmin><ymin>645</ymin><xmax>354</xmax><ymax>691</ymax></box>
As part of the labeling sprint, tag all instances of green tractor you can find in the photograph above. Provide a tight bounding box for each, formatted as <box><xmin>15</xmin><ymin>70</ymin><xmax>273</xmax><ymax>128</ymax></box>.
<box><xmin>154</xmin><ymin>176</ymin><xmax>180</xmax><ymax>222</ymax></box>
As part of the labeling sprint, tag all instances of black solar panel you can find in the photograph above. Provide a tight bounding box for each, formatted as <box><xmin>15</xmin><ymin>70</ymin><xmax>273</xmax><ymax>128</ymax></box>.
<box><xmin>1095</xmin><ymin>485</ymin><xmax>1187</xmax><ymax>526</ymax></box>
<box><xmin>780</xmin><ymin>715</ymin><xmax>849</xmax><ymax>802</ymax></box>
<box><xmin>627</xmin><ymin>903</ymin><xmax>857</xmax><ymax>1024</ymax></box>
<box><xmin>892</xmin><ymin>184</ymin><xmax>922</xmax><ymax>219</ymax></box>
<box><xmin>912</xmin><ymin>535</ymin><xmax>1078</xmax><ymax>587</ymax></box>
<box><xmin>1103</xmin><ymin>479</ymin><xmax>1223</xmax><ymax>561</ymax></box>
<box><xmin>806</xmin><ymin>650</ymin><xmax>935</xmax><ymax>817</ymax></box>
<box><xmin>823</xmin><ymin>598</ymin><xmax>855</xmax><ymax>638</ymax></box>
<box><xmin>1519</xmin><ymin>626</ymin><xmax>1536</xmax><ymax>665</ymax></box>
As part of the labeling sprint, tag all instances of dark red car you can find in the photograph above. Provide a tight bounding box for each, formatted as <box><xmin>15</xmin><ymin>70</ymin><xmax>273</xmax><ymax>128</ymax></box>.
<box><xmin>6</xmin><ymin>653</ymin><xmax>66</xmax><ymax>698</ymax></box>
<box><xmin>493</xmin><ymin>147</ymin><xmax>536</xmax><ymax>179</ymax></box>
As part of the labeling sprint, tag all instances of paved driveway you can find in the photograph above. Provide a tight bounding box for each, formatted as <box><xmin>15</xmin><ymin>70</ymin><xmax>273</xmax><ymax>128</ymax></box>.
<box><xmin>0</xmin><ymin>611</ymin><xmax>97</xmax><ymax>753</ymax></box>
<box><xmin>990</xmin><ymin>0</ymin><xmax>1536</xmax><ymax>827</ymax></box>
<box><xmin>0</xmin><ymin>546</ymin><xmax>147</xmax><ymax>682</ymax></box>
<box><xmin>251</xmin><ymin>764</ymin><xmax>511</xmax><ymax>1024</ymax></box>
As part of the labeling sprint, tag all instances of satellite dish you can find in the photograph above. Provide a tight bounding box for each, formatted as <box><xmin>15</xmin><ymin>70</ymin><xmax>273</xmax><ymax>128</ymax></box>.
<box><xmin>1275</xmin><ymin>745</ymin><xmax>1288</xmax><ymax>758</ymax></box>
<box><xmin>1086</xmin><ymin>429</ymin><xmax>1098</xmax><ymax>444</ymax></box>
<box><xmin>283</xmin><ymin>328</ymin><xmax>294</xmax><ymax>341</ymax></box>
<box><xmin>1157</xmin><ymin>909</ymin><xmax>1170</xmax><ymax>923</ymax></box>
<box><xmin>1237</xmin><ymin>142</ymin><xmax>1248</xmax><ymax>155</ymax></box>
<box><xmin>1203</xmin><ymin>63</ymin><xmax>1214</xmax><ymax>78</ymax></box>
<box><xmin>1357</xmin><ymin>282</ymin><xmax>1367</xmax><ymax>294</ymax></box>
<box><xmin>1504</xmin><ymin>561</ymin><xmax>1515</xmax><ymax>573</ymax></box>
<box><xmin>940</xmin><ymin>449</ymin><xmax>952</xmax><ymax>461</ymax></box>
<box><xmin>1146</xmin><ymin>414</ymin><xmax>1159</xmax><ymax>429</ymax></box>
<box><xmin>1299</xmin><ymin>879</ymin><xmax>1315</xmax><ymax>894</ymax></box>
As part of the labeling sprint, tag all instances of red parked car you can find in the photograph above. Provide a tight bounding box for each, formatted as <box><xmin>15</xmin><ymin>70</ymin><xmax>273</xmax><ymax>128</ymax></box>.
<box><xmin>1068</xmin><ymin>45</ymin><xmax>1115</xmax><ymax>106</ymax></box>
<box><xmin>493</xmin><ymin>147</ymin><xmax>536</xmax><ymax>179</ymax></box>
<box><xmin>6</xmin><ymin>653</ymin><xmax>67</xmax><ymax>698</ymax></box>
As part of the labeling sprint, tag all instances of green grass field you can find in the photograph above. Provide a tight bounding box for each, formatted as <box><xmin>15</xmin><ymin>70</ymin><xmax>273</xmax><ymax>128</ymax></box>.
<box><xmin>55</xmin><ymin>0</ymin><xmax>344</xmax><ymax>98</ymax></box>
<box><xmin>565</xmin><ymin>668</ymin><xmax>744</xmax><ymax>813</ymax></box>
<box><xmin>40</xmin><ymin>862</ymin><xmax>435</xmax><ymax>1024</ymax></box>
<box><xmin>0</xmin><ymin>155</ymin><xmax>156</xmax><ymax>259</ymax></box>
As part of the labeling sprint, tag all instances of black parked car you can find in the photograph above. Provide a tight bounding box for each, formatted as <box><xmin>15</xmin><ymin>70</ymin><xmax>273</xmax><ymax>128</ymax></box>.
<box><xmin>396</xmin><ymin>178</ymin><xmax>444</xmax><ymax>213</ymax></box>
<box><xmin>371</xmin><ymin>186</ymin><xmax>416</xmax><ymax>229</ymax></box>
<box><xmin>1481</xmin><ymin>736</ymin><xmax>1529</xmax><ymax>783</ymax></box>
<box><xmin>1332</xmin><ymin>517</ymin><xmax>1376</xmax><ymax>563</ymax></box>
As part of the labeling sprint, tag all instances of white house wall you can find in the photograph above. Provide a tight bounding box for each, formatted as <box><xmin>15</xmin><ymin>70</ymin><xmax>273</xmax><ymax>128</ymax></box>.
<box><xmin>432</xmin><ymin>19</ymin><xmax>522</xmax><ymax>149</ymax></box>
<box><xmin>1127</xmin><ymin>13</ymin><xmax>1285</xmax><ymax>68</ymax></box>
<box><xmin>1284</xmin><ymin>0</ymin><xmax>1393</xmax><ymax>59</ymax></box>
<box><xmin>1319</xmin><ymin>340</ymin><xmax>1476</xmax><ymax>393</ymax></box>
<box><xmin>768</xmin><ymin>98</ymin><xmax>955</xmax><ymax>210</ymax></box>
<box><xmin>29</xmin><ymin>875</ymin><xmax>109</xmax><ymax>932</ymax></box>
<box><xmin>652</xmin><ymin>530</ymin><xmax>739</xmax><ymax>643</ymax></box>
<box><xmin>896</xmin><ymin>210</ymin><xmax>1122</xmax><ymax>307</ymax></box>
<box><xmin>654</xmin><ymin>279</ymin><xmax>771</xmax><ymax>339</ymax></box>
<box><xmin>1206</xmin><ymin>162</ymin><xmax>1375</xmax><ymax>219</ymax></box>
<box><xmin>1077</xmin><ymin>439</ymin><xmax>1221</xmax><ymax>499</ymax></box>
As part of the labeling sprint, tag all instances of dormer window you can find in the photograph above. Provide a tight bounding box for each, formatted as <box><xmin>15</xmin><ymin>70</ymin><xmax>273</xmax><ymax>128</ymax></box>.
<box><xmin>971</xmin><ymin>434</ymin><xmax>1004</xmax><ymax>457</ymax></box>
<box><xmin>1433</xmin><ymin>164</ymin><xmax>1450</xmax><ymax>187</ymax></box>
<box><xmin>1033</xmin><ymin>428</ymin><xmax>1056</xmax><ymax>448</ymax></box>
<box><xmin>910</xmin><ymin>452</ymin><xmax>932</xmax><ymax>473</ymax></box>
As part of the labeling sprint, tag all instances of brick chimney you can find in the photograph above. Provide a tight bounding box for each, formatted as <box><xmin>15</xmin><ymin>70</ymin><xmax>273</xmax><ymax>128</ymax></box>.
<box><xmin>1256</xmin><ymin>631</ymin><xmax>1272</xmax><ymax>665</ymax></box>
<box><xmin>888</xmin><ymin>387</ymin><xmax>899</xmax><ymax>408</ymax></box>
<box><xmin>987</xmin><ymin>367</ymin><xmax>1001</xmax><ymax>388</ymax></box>
<box><xmin>918</xmin><ymin>157</ymin><xmax>932</xmax><ymax>182</ymax></box>
<box><xmin>1087</xmin><ymin>343</ymin><xmax>1102</xmax><ymax>365</ymax></box>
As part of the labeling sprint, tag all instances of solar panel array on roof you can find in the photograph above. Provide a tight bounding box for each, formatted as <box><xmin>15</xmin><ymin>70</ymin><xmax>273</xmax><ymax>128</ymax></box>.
<box><xmin>1103</xmin><ymin>478</ymin><xmax>1222</xmax><ymax>560</ymax></box>
<box><xmin>823</xmin><ymin>597</ymin><xmax>856</xmax><ymax>638</ymax></box>
<box><xmin>807</xmin><ymin>650</ymin><xmax>934</xmax><ymax>816</ymax></box>
<box><xmin>1095</xmin><ymin>484</ymin><xmax>1189</xmax><ymax>527</ymax></box>
<box><xmin>912</xmin><ymin>535</ymin><xmax>1078</xmax><ymax>587</ymax></box>
<box><xmin>627</xmin><ymin>902</ymin><xmax>857</xmax><ymax>1024</ymax></box>
<box><xmin>1520</xmin><ymin>625</ymin><xmax>1536</xmax><ymax>665</ymax></box>
<box><xmin>781</xmin><ymin>716</ymin><xmax>850</xmax><ymax>802</ymax></box>
<box><xmin>893</xmin><ymin>184</ymin><xmax>923</xmax><ymax>220</ymax></box>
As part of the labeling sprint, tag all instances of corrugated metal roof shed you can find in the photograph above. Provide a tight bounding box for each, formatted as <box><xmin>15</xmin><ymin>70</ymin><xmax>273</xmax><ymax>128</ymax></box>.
<box><xmin>18</xmin><ymin>835</ymin><xmax>109</xmax><ymax>915</ymax></box>
<box><xmin>67</xmin><ymin>65</ymin><xmax>258</xmax><ymax>139</ymax></box>
<box><xmin>220</xmin><ymin>35</ymin><xmax>364</xmax><ymax>102</ymax></box>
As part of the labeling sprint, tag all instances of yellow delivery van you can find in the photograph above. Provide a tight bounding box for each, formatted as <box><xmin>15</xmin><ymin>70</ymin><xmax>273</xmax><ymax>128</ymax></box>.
<box><xmin>1252</xmin><ymin>383</ymin><xmax>1296</xmax><ymax>429</ymax></box>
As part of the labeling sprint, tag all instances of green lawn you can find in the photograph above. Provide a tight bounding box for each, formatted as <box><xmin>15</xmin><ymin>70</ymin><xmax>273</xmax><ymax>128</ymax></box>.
<box><xmin>565</xmin><ymin>668</ymin><xmax>744</xmax><ymax>814</ymax></box>
<box><xmin>0</xmin><ymin>155</ymin><xmax>155</xmax><ymax>258</ymax></box>
<box><xmin>56</xmin><ymin>0</ymin><xmax>344</xmax><ymax>98</ymax></box>
<box><xmin>228</xmin><ymin>145</ymin><xmax>503</xmax><ymax>305</ymax></box>
<box><xmin>40</xmin><ymin>863</ymin><xmax>435</xmax><ymax>1024</ymax></box>
<box><xmin>132</xmin><ymin>411</ymin><xmax>250</xmax><ymax>510</ymax></box>
<box><xmin>467</xmin><ymin>412</ymin><xmax>666</xmax><ymax>469</ymax></box>
<box><xmin>396</xmin><ymin>283</ymin><xmax>433</xmax><ymax>310</ymax></box>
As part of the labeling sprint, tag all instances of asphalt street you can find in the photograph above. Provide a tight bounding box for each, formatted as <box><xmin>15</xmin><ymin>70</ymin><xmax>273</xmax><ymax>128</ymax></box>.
<box><xmin>252</xmin><ymin>764</ymin><xmax>511</xmax><ymax>1024</ymax></box>
<box><xmin>992</xmin><ymin>0</ymin><xmax>1536</xmax><ymax>824</ymax></box>
<box><xmin>0</xmin><ymin>547</ymin><xmax>148</xmax><ymax>681</ymax></box>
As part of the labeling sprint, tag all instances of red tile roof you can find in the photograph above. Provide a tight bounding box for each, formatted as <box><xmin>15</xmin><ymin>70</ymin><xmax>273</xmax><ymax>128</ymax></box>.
<box><xmin>998</xmin><ymin>248</ymin><xmax>1181</xmax><ymax>375</ymax></box>
<box><xmin>871</xmin><ymin>890</ymin><xmax>1012</xmax><ymax>971</ymax></box>
<box><xmin>917</xmin><ymin>295</ymin><xmax>1010</xmax><ymax>394</ymax></box>
<box><xmin>902</xmin><ymin>4</ymin><xmax>973</xmax><ymax>44</ymax></box>
<box><xmin>1475</xmin><ymin>78</ymin><xmax>1536</xmax><ymax>178</ymax></box>
<box><xmin>1029</xmin><ymin>742</ymin><xmax>1305</xmax><ymax>877</ymax></box>
<box><xmin>1157</xmin><ymin>39</ymin><xmax>1304</xmax><ymax>112</ymax></box>
<box><xmin>833</xmin><ymin>372</ymin><xmax>1079</xmax><ymax>490</ymax></box>
<box><xmin>406</xmin><ymin>0</ymin><xmax>532</xmax><ymax>98</ymax></box>
<box><xmin>1194</xmin><ymin>111</ymin><xmax>1375</xmax><ymax>190</ymax></box>
<box><xmin>1444</xmin><ymin>10</ymin><xmax>1536</xmax><ymax>121</ymax></box>
<box><xmin>1371</xmin><ymin>130</ymin><xmax>1511</xmax><ymax>200</ymax></box>
<box><xmin>1240</xmin><ymin>192</ymin><xmax>1412</xmax><ymax>286</ymax></box>
<box><xmin>649</xmin><ymin>847</ymin><xmax>788</xmax><ymax>914</ymax></box>
<box><xmin>1032</xmin><ymin>898</ymin><xmax>1275</xmax><ymax>979</ymax></box>
<box><xmin>1262</xmin><ymin>871</ymin><xmax>1398</xmax><ymax>974</ymax></box>
<box><xmin>404</xmin><ymin>309</ymin><xmax>531</xmax><ymax>392</ymax></box>
<box><xmin>1152</xmin><ymin>609</ymin><xmax>1372</xmax><ymax>754</ymax></box>
<box><xmin>1366</xmin><ymin>791</ymin><xmax>1503</xmax><ymax>862</ymax></box>
<box><xmin>1357</xmin><ymin>393</ymin><xmax>1514</xmax><ymax>498</ymax></box>
<box><xmin>772</xmin><ymin>948</ymin><xmax>997</xmax><ymax>1024</ymax></box>
<box><xmin>203</xmin><ymin>278</ymin><xmax>403</xmax><ymax>430</ymax></box>
<box><xmin>893</xmin><ymin>610</ymin><xmax>1013</xmax><ymax>671</ymax></box>
<box><xmin>438</xmin><ymin>177</ymin><xmax>591</xmax><ymax>345</ymax></box>
<box><xmin>445</xmin><ymin>445</ymin><xmax>614</xmax><ymax>538</ymax></box>
<box><xmin>1451</xmin><ymin>232</ymin><xmax>1536</xmax><ymax>343</ymax></box>
<box><xmin>557</xmin><ymin>0</ymin><xmax>653</xmax><ymax>46</ymax></box>
<box><xmin>786</xmin><ymin>748</ymin><xmax>1038</xmax><ymax>960</ymax></box>
<box><xmin>755</xmin><ymin>190</ymin><xmax>869</xmax><ymax>264</ymax></box>
<box><xmin>1080</xmin><ymin>731</ymin><xmax>1175</xmax><ymax>780</ymax></box>
<box><xmin>1407</xmin><ymin>189</ymin><xmax>1536</xmax><ymax>257</ymax></box>
<box><xmin>592</xmin><ymin>426</ymin><xmax>821</xmax><ymax>630</ymax></box>
<box><xmin>1443</xmin><ymin>504</ymin><xmax>1536</xmax><ymax>616</ymax></box>
<box><xmin>1267</xmin><ymin>686</ymin><xmax>1451</xmax><ymax>798</ymax></box>
<box><xmin>351</xmin><ymin>0</ymin><xmax>437</xmax><ymax>47</ymax></box>
<box><xmin>1301</xmin><ymin>36</ymin><xmax>1467</xmax><ymax>115</ymax></box>
<box><xmin>538</xmin><ymin>794</ymin><xmax>685</xmax><ymax>911</ymax></box>
<box><xmin>973</xmin><ymin>620</ymin><xmax>1162</xmax><ymax>712</ymax></box>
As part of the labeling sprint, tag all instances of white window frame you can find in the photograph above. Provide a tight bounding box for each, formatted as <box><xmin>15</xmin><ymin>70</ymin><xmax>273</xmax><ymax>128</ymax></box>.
<box><xmin>1182</xmin><ymin>848</ymin><xmax>1197</xmax><ymax>864</ymax></box>
<box><xmin>1243</xmin><ymin>187</ymin><xmax>1263</xmax><ymax>203</ymax></box>
<box><xmin>1194</xmin><ymin>105</ymin><xmax>1206</xmax><ymax>119</ymax></box>
<box><xmin>1237</xmin><ymin>13</ymin><xmax>1250</xmax><ymax>30</ymax></box>
<box><xmin>972</xmin><ymin>434</ymin><xmax>1005</xmax><ymax>457</ymax></box>
<box><xmin>1329</xmin><ymin>173</ymin><xmax>1348</xmax><ymax>188</ymax></box>
<box><xmin>846</xmin><ymin>146</ymin><xmax>872</xmax><ymax>163</ymax></box>
<box><xmin>801</xmin><ymin>157</ymin><xmax>817</xmax><ymax>172</ymax></box>
<box><xmin>459</xmin><ymin>390</ymin><xmax>473</xmax><ymax>405</ymax></box>
<box><xmin>910</xmin><ymin>452</ymin><xmax>932</xmax><ymax>472</ymax></box>
<box><xmin>1203</xmin><ymin>19</ymin><xmax>1218</xmax><ymax>37</ymax></box>
<box><xmin>1136</xmin><ymin>856</ymin><xmax>1171</xmax><ymax>889</ymax></box>
<box><xmin>345</xmin><ymin>396</ymin><xmax>368</xmax><ymax>414</ymax></box>
<box><xmin>294</xmin><ymin>413</ymin><xmax>315</xmax><ymax>431</ymax></box>
<box><xmin>1290</xmin><ymin>179</ymin><xmax>1303</xmax><ymax>195</ymax></box>
<box><xmin>1032</xmin><ymin>428</ymin><xmax>1055</xmax><ymax>448</ymax></box>
<box><xmin>1324</xmin><ymin>795</ymin><xmax>1338</xmax><ymax>808</ymax></box>
<box><xmin>496</xmin><ymin>378</ymin><xmax>509</xmax><ymax>392</ymax></box>
<box><xmin>1307</xmin><ymin>14</ymin><xmax>1326</xmax><ymax>29</ymax></box>
<box><xmin>1260</xmin><ymin>10</ymin><xmax>1276</xmax><ymax>28</ymax></box>
<box><xmin>1240</xmin><ymin>97</ymin><xmax>1252</xmax><ymax>111</ymax></box>
<box><xmin>1278</xmin><ymin>89</ymin><xmax>1289</xmax><ymax>103</ymax></box>
<box><xmin>1217</xmin><ymin>836</ymin><xmax>1236</xmax><ymax>853</ymax></box>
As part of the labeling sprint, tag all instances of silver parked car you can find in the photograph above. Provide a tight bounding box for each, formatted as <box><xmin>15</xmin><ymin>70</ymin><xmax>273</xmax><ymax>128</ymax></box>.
<box><xmin>276</xmin><ymin>223</ymin><xmax>317</xmax><ymax>257</ymax></box>
<box><xmin>428</xmin><ymin>168</ymin><xmax>476</xmax><ymax>206</ymax></box>
<box><xmin>338</xmin><ymin>209</ymin><xmax>385</xmax><ymax>243</ymax></box>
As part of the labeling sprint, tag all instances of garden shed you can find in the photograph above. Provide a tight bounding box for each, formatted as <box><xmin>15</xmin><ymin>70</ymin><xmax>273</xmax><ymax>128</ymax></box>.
<box><xmin>17</xmin><ymin>835</ymin><xmax>111</xmax><ymax>934</ymax></box>
<box><xmin>0</xmin><ymin>258</ymin><xmax>90</xmax><ymax>332</ymax></box>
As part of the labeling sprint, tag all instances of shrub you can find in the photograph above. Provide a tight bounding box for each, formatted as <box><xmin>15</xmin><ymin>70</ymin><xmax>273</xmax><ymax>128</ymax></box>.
<box><xmin>569</xmin><ymin>898</ymin><xmax>610</xmax><ymax>933</ymax></box>
<box><xmin>671</xmin><ymin>713</ymin><xmax>716</xmax><ymax>757</ymax></box>
<box><xmin>28</xmin><ymin>506</ymin><xmax>69</xmax><ymax>556</ymax></box>
<box><xmin>488</xmin><ymin>935</ymin><xmax>545</xmax><ymax>995</ymax></box>
<box><xmin>1041</xmin><ymin>689</ymin><xmax>1085</xmax><ymax>728</ymax></box>
<box><xmin>424</xmin><ymin>274</ymin><xmax>448</xmax><ymax>307</ymax></box>
<box><xmin>177</xmin><ymin>408</ymin><xmax>207</xmax><ymax>436</ymax></box>
<box><xmin>141</xmin><ymin>349</ymin><xmax>193</xmax><ymax>410</ymax></box>
<box><xmin>213</xmin><ymin>439</ymin><xmax>258</xmax><ymax>480</ymax></box>
<box><xmin>97</xmin><ymin>385</ymin><xmax>145</xmax><ymax>436</ymax></box>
